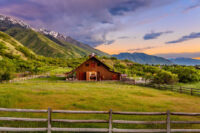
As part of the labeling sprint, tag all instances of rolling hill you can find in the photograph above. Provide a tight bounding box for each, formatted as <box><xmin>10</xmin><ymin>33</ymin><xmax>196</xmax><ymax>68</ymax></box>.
<box><xmin>0</xmin><ymin>14</ymin><xmax>108</xmax><ymax>58</ymax></box>
<box><xmin>112</xmin><ymin>52</ymin><xmax>172</xmax><ymax>65</ymax></box>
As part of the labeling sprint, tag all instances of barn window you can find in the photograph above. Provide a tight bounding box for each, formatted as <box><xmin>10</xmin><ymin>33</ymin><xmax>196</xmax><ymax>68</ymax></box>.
<box><xmin>85</xmin><ymin>63</ymin><xmax>89</xmax><ymax>67</ymax></box>
<box><xmin>91</xmin><ymin>62</ymin><xmax>95</xmax><ymax>68</ymax></box>
<box><xmin>97</xmin><ymin>63</ymin><xmax>101</xmax><ymax>66</ymax></box>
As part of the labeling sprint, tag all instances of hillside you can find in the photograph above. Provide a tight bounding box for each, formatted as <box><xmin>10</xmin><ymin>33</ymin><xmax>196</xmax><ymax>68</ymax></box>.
<box><xmin>113</xmin><ymin>52</ymin><xmax>172</xmax><ymax>65</ymax></box>
<box><xmin>0</xmin><ymin>31</ymin><xmax>36</xmax><ymax>60</ymax></box>
<box><xmin>169</xmin><ymin>57</ymin><xmax>200</xmax><ymax>66</ymax></box>
<box><xmin>56</xmin><ymin>35</ymin><xmax>108</xmax><ymax>56</ymax></box>
<box><xmin>5</xmin><ymin>27</ymin><xmax>91</xmax><ymax>58</ymax></box>
<box><xmin>0</xmin><ymin>14</ymin><xmax>108</xmax><ymax>58</ymax></box>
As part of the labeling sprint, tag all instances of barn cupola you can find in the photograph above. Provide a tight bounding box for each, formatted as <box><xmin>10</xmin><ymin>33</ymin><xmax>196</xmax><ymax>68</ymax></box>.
<box><xmin>89</xmin><ymin>53</ymin><xmax>96</xmax><ymax>58</ymax></box>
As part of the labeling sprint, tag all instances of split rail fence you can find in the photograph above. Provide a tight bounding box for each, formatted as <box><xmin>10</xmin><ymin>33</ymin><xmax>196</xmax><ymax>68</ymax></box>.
<box><xmin>0</xmin><ymin>108</ymin><xmax>200</xmax><ymax>132</ymax></box>
<box><xmin>138</xmin><ymin>83</ymin><xmax>200</xmax><ymax>96</ymax></box>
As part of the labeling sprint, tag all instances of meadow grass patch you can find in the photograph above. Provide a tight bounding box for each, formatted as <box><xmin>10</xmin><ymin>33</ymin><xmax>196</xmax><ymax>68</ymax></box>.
<box><xmin>1</xmin><ymin>78</ymin><xmax>200</xmax><ymax>130</ymax></box>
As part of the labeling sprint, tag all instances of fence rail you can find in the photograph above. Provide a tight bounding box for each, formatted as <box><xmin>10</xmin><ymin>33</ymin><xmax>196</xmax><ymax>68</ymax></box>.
<box><xmin>0</xmin><ymin>108</ymin><xmax>200</xmax><ymax>132</ymax></box>
<box><xmin>139</xmin><ymin>83</ymin><xmax>200</xmax><ymax>96</ymax></box>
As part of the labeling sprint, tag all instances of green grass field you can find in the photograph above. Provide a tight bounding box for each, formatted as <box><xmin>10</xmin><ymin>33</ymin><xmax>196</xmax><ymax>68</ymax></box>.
<box><xmin>178</xmin><ymin>82</ymin><xmax>200</xmax><ymax>89</ymax></box>
<box><xmin>0</xmin><ymin>78</ymin><xmax>200</xmax><ymax>131</ymax></box>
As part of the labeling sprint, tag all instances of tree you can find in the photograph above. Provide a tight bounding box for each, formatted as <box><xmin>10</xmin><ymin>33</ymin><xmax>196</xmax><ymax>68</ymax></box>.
<box><xmin>152</xmin><ymin>70</ymin><xmax>178</xmax><ymax>84</ymax></box>
<box><xmin>165</xmin><ymin>66</ymin><xmax>200</xmax><ymax>83</ymax></box>
<box><xmin>0</xmin><ymin>59</ymin><xmax>16</xmax><ymax>81</ymax></box>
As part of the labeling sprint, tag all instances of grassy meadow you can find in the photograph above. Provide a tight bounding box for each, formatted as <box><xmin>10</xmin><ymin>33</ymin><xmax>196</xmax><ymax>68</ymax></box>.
<box><xmin>0</xmin><ymin>78</ymin><xmax>200</xmax><ymax>131</ymax></box>
<box><xmin>178</xmin><ymin>82</ymin><xmax>200</xmax><ymax>89</ymax></box>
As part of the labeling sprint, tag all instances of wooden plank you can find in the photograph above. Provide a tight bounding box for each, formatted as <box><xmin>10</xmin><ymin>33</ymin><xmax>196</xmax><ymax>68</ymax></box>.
<box><xmin>51</xmin><ymin>128</ymin><xmax>108</xmax><ymax>132</ymax></box>
<box><xmin>113</xmin><ymin>112</ymin><xmax>166</xmax><ymax>115</ymax></box>
<box><xmin>171</xmin><ymin>112</ymin><xmax>200</xmax><ymax>116</ymax></box>
<box><xmin>47</xmin><ymin>108</ymin><xmax>52</xmax><ymax>133</ymax></box>
<box><xmin>113</xmin><ymin>120</ymin><xmax>166</xmax><ymax>124</ymax></box>
<box><xmin>52</xmin><ymin>119</ymin><xmax>108</xmax><ymax>123</ymax></box>
<box><xmin>0</xmin><ymin>117</ymin><xmax>47</xmax><ymax>122</ymax></box>
<box><xmin>52</xmin><ymin>110</ymin><xmax>108</xmax><ymax>114</ymax></box>
<box><xmin>166</xmin><ymin>110</ymin><xmax>171</xmax><ymax>133</ymax></box>
<box><xmin>0</xmin><ymin>108</ymin><xmax>47</xmax><ymax>113</ymax></box>
<box><xmin>112</xmin><ymin>129</ymin><xmax>166</xmax><ymax>133</ymax></box>
<box><xmin>171</xmin><ymin>121</ymin><xmax>200</xmax><ymax>124</ymax></box>
<box><xmin>171</xmin><ymin>129</ymin><xmax>200</xmax><ymax>132</ymax></box>
<box><xmin>109</xmin><ymin>109</ymin><xmax>112</xmax><ymax>133</ymax></box>
<box><xmin>0</xmin><ymin>127</ymin><xmax>47</xmax><ymax>132</ymax></box>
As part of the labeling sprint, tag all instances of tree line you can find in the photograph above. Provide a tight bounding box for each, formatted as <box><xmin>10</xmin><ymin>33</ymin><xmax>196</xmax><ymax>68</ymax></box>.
<box><xmin>1</xmin><ymin>54</ymin><xmax>200</xmax><ymax>84</ymax></box>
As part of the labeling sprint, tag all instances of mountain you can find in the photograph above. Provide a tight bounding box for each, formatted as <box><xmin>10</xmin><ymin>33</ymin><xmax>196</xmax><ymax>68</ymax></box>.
<box><xmin>38</xmin><ymin>29</ymin><xmax>108</xmax><ymax>56</ymax></box>
<box><xmin>112</xmin><ymin>52</ymin><xmax>172</xmax><ymax>65</ymax></box>
<box><xmin>169</xmin><ymin>57</ymin><xmax>200</xmax><ymax>66</ymax></box>
<box><xmin>0</xmin><ymin>31</ymin><xmax>37</xmax><ymax>60</ymax></box>
<box><xmin>0</xmin><ymin>14</ymin><xmax>108</xmax><ymax>58</ymax></box>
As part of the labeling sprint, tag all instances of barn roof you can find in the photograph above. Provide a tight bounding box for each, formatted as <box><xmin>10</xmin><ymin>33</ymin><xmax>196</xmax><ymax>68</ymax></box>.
<box><xmin>66</xmin><ymin>55</ymin><xmax>121</xmax><ymax>75</ymax></box>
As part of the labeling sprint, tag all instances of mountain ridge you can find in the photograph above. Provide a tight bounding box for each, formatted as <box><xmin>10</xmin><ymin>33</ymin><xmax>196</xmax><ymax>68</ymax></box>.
<box><xmin>169</xmin><ymin>57</ymin><xmax>200</xmax><ymax>66</ymax></box>
<box><xmin>0</xmin><ymin>14</ymin><xmax>108</xmax><ymax>58</ymax></box>
<box><xmin>112</xmin><ymin>52</ymin><xmax>173</xmax><ymax>65</ymax></box>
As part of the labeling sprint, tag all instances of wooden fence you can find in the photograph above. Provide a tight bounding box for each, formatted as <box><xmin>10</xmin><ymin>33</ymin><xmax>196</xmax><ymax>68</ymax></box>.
<box><xmin>140</xmin><ymin>84</ymin><xmax>200</xmax><ymax>96</ymax></box>
<box><xmin>0</xmin><ymin>74</ymin><xmax>50</xmax><ymax>84</ymax></box>
<box><xmin>0</xmin><ymin>108</ymin><xmax>200</xmax><ymax>132</ymax></box>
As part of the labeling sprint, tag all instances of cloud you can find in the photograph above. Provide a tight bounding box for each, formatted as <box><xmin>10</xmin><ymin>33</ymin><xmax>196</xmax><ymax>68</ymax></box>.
<box><xmin>128</xmin><ymin>46</ymin><xmax>155</xmax><ymax>52</ymax></box>
<box><xmin>183</xmin><ymin>1</ymin><xmax>200</xmax><ymax>13</ymax></box>
<box><xmin>144</xmin><ymin>31</ymin><xmax>173</xmax><ymax>40</ymax></box>
<box><xmin>166</xmin><ymin>32</ymin><xmax>200</xmax><ymax>44</ymax></box>
<box><xmin>108</xmin><ymin>0</ymin><xmax>151</xmax><ymax>16</ymax></box>
<box><xmin>0</xmin><ymin>0</ymin><xmax>175</xmax><ymax>47</ymax></box>
<box><xmin>118</xmin><ymin>36</ymin><xmax>130</xmax><ymax>39</ymax></box>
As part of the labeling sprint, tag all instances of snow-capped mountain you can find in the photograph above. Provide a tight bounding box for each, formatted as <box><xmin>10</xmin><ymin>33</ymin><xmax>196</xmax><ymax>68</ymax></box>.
<box><xmin>0</xmin><ymin>14</ymin><xmax>67</xmax><ymax>39</ymax></box>
<box><xmin>0</xmin><ymin>14</ymin><xmax>30</xmax><ymax>29</ymax></box>
<box><xmin>38</xmin><ymin>28</ymin><xmax>68</xmax><ymax>40</ymax></box>
<box><xmin>0</xmin><ymin>14</ymin><xmax>108</xmax><ymax>57</ymax></box>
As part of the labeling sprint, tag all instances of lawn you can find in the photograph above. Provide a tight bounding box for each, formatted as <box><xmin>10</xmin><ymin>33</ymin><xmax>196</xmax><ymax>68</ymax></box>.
<box><xmin>178</xmin><ymin>82</ymin><xmax>200</xmax><ymax>89</ymax></box>
<box><xmin>0</xmin><ymin>78</ymin><xmax>200</xmax><ymax>131</ymax></box>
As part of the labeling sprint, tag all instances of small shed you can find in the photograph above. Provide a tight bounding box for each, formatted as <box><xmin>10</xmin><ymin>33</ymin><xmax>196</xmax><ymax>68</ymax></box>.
<box><xmin>66</xmin><ymin>54</ymin><xmax>121</xmax><ymax>81</ymax></box>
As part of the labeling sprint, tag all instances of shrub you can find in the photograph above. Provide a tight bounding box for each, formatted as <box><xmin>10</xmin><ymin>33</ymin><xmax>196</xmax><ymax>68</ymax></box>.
<box><xmin>152</xmin><ymin>70</ymin><xmax>178</xmax><ymax>84</ymax></box>
<box><xmin>0</xmin><ymin>59</ymin><xmax>16</xmax><ymax>81</ymax></box>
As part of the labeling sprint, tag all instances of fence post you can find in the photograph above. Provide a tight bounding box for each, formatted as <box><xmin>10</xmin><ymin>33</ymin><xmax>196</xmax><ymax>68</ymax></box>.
<box><xmin>166</xmin><ymin>110</ymin><xmax>171</xmax><ymax>133</ymax></box>
<box><xmin>179</xmin><ymin>86</ymin><xmax>182</xmax><ymax>93</ymax></box>
<box><xmin>47</xmin><ymin>108</ymin><xmax>52</xmax><ymax>133</ymax></box>
<box><xmin>109</xmin><ymin>109</ymin><xmax>112</xmax><ymax>133</ymax></box>
<box><xmin>191</xmin><ymin>88</ymin><xmax>193</xmax><ymax>95</ymax></box>
<box><xmin>158</xmin><ymin>84</ymin><xmax>161</xmax><ymax>89</ymax></box>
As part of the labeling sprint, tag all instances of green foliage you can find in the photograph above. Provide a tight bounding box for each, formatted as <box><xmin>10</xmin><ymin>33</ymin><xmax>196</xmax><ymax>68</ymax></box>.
<box><xmin>163</xmin><ymin>66</ymin><xmax>200</xmax><ymax>83</ymax></box>
<box><xmin>152</xmin><ymin>70</ymin><xmax>178</xmax><ymax>84</ymax></box>
<box><xmin>0</xmin><ymin>41</ymin><xmax>6</xmax><ymax>55</ymax></box>
<box><xmin>0</xmin><ymin>41</ymin><xmax>6</xmax><ymax>50</ymax></box>
<box><xmin>16</xmin><ymin>46</ymin><xmax>36</xmax><ymax>59</ymax></box>
<box><xmin>0</xmin><ymin>59</ymin><xmax>16</xmax><ymax>81</ymax></box>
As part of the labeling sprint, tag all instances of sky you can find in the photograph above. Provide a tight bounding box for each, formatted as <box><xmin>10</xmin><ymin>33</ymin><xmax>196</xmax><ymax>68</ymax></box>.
<box><xmin>0</xmin><ymin>0</ymin><xmax>200</xmax><ymax>58</ymax></box>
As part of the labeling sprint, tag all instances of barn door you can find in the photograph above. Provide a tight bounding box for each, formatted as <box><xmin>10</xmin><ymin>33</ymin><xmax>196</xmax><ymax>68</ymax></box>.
<box><xmin>79</xmin><ymin>72</ymin><xmax>86</xmax><ymax>80</ymax></box>
<box><xmin>97</xmin><ymin>72</ymin><xmax>100</xmax><ymax>81</ymax></box>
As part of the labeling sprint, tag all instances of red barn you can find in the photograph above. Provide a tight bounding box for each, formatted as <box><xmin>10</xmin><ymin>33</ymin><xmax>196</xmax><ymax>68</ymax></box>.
<box><xmin>66</xmin><ymin>54</ymin><xmax>121</xmax><ymax>81</ymax></box>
